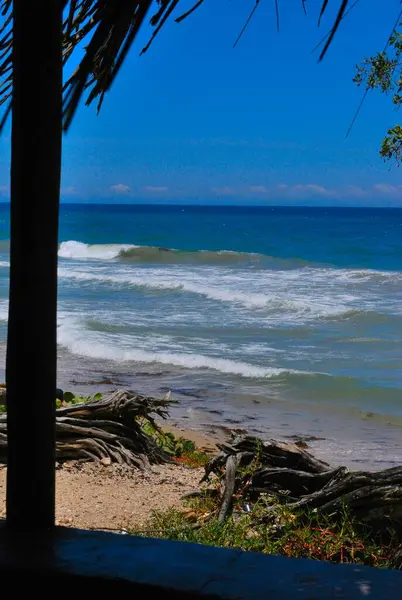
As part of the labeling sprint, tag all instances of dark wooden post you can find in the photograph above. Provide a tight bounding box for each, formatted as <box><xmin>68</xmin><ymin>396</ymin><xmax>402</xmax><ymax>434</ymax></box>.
<box><xmin>6</xmin><ymin>0</ymin><xmax>63</xmax><ymax>530</ymax></box>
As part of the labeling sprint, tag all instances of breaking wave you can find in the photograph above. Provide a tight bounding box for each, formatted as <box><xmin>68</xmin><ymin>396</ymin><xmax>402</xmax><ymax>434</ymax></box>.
<box><xmin>57</xmin><ymin>315</ymin><xmax>307</xmax><ymax>379</ymax></box>
<box><xmin>58</xmin><ymin>240</ymin><xmax>314</xmax><ymax>268</ymax></box>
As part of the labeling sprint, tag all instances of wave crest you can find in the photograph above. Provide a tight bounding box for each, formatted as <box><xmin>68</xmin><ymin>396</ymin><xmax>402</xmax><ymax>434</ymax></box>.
<box><xmin>58</xmin><ymin>240</ymin><xmax>134</xmax><ymax>260</ymax></box>
<box><xmin>58</xmin><ymin>240</ymin><xmax>315</xmax><ymax>267</ymax></box>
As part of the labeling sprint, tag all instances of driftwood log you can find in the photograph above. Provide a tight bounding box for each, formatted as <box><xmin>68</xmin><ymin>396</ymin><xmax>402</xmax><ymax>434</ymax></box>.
<box><xmin>202</xmin><ymin>435</ymin><xmax>402</xmax><ymax>538</ymax></box>
<box><xmin>0</xmin><ymin>389</ymin><xmax>174</xmax><ymax>469</ymax></box>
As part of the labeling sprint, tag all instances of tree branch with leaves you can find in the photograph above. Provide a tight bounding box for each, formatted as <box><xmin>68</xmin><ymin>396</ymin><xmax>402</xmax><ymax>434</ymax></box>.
<box><xmin>354</xmin><ymin>26</ymin><xmax>402</xmax><ymax>166</ymax></box>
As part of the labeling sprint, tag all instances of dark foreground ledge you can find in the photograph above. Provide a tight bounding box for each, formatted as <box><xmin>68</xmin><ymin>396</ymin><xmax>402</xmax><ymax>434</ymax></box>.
<box><xmin>0</xmin><ymin>524</ymin><xmax>401</xmax><ymax>598</ymax></box>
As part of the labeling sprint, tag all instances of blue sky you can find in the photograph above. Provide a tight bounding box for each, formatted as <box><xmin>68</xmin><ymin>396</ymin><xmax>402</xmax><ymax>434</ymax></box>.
<box><xmin>1</xmin><ymin>0</ymin><xmax>402</xmax><ymax>205</ymax></box>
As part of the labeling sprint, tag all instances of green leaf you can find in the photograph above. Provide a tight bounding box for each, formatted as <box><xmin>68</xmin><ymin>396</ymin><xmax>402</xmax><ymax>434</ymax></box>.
<box><xmin>63</xmin><ymin>391</ymin><xmax>75</xmax><ymax>403</ymax></box>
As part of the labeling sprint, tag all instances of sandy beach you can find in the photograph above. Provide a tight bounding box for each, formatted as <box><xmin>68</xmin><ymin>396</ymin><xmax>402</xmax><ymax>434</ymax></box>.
<box><xmin>0</xmin><ymin>462</ymin><xmax>203</xmax><ymax>530</ymax></box>
<box><xmin>2</xmin><ymin>388</ymin><xmax>402</xmax><ymax>532</ymax></box>
<box><xmin>0</xmin><ymin>425</ymin><xmax>216</xmax><ymax>530</ymax></box>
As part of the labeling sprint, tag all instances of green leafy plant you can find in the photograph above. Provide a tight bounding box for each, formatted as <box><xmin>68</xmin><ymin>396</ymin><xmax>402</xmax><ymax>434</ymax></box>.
<box><xmin>354</xmin><ymin>25</ymin><xmax>402</xmax><ymax>165</ymax></box>
<box><xmin>55</xmin><ymin>391</ymin><xmax>102</xmax><ymax>408</ymax></box>
<box><xmin>140</xmin><ymin>422</ymin><xmax>209</xmax><ymax>468</ymax></box>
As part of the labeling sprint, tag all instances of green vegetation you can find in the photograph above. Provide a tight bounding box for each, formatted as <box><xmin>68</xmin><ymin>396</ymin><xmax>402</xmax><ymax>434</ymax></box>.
<box><xmin>354</xmin><ymin>24</ymin><xmax>402</xmax><ymax>165</ymax></box>
<box><xmin>133</xmin><ymin>492</ymin><xmax>399</xmax><ymax>569</ymax></box>
<box><xmin>140</xmin><ymin>422</ymin><xmax>210</xmax><ymax>468</ymax></box>
<box><xmin>131</xmin><ymin>436</ymin><xmax>402</xmax><ymax>569</ymax></box>
<box><xmin>55</xmin><ymin>391</ymin><xmax>102</xmax><ymax>408</ymax></box>
<box><xmin>0</xmin><ymin>389</ymin><xmax>102</xmax><ymax>413</ymax></box>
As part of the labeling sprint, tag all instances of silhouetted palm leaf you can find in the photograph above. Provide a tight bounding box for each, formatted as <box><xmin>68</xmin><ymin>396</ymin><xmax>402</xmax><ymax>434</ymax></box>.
<box><xmin>0</xmin><ymin>0</ymin><xmax>350</xmax><ymax>131</ymax></box>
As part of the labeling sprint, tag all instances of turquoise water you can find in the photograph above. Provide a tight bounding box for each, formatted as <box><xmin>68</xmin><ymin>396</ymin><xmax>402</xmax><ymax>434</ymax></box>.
<box><xmin>0</xmin><ymin>204</ymin><xmax>401</xmax><ymax>466</ymax></box>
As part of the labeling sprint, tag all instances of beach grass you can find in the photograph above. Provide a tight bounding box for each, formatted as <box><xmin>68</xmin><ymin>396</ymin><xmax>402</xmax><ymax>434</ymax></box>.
<box><xmin>129</xmin><ymin>430</ymin><xmax>402</xmax><ymax>569</ymax></box>
<box><xmin>131</xmin><ymin>495</ymin><xmax>399</xmax><ymax>569</ymax></box>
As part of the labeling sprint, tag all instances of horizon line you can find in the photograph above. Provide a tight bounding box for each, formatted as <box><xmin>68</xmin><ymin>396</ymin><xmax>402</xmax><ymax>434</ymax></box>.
<box><xmin>0</xmin><ymin>201</ymin><xmax>401</xmax><ymax>209</ymax></box>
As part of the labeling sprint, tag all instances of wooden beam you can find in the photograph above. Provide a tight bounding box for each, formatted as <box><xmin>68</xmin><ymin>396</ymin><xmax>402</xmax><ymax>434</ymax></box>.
<box><xmin>6</xmin><ymin>0</ymin><xmax>62</xmax><ymax>530</ymax></box>
<box><xmin>1</xmin><ymin>527</ymin><xmax>402</xmax><ymax>597</ymax></box>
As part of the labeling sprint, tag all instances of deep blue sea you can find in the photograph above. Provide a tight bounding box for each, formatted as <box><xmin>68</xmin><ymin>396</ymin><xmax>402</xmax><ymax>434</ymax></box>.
<box><xmin>0</xmin><ymin>203</ymin><xmax>402</xmax><ymax>467</ymax></box>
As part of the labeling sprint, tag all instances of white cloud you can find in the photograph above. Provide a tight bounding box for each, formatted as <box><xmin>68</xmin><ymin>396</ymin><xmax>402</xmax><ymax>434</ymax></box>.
<box><xmin>249</xmin><ymin>185</ymin><xmax>268</xmax><ymax>193</ymax></box>
<box><xmin>141</xmin><ymin>185</ymin><xmax>168</xmax><ymax>193</ymax></box>
<box><xmin>272</xmin><ymin>183</ymin><xmax>402</xmax><ymax>200</ymax></box>
<box><xmin>289</xmin><ymin>184</ymin><xmax>336</xmax><ymax>196</ymax></box>
<box><xmin>372</xmin><ymin>183</ymin><xmax>401</xmax><ymax>195</ymax></box>
<box><xmin>343</xmin><ymin>185</ymin><xmax>365</xmax><ymax>197</ymax></box>
<box><xmin>61</xmin><ymin>186</ymin><xmax>79</xmax><ymax>196</ymax></box>
<box><xmin>110</xmin><ymin>183</ymin><xmax>131</xmax><ymax>194</ymax></box>
<box><xmin>211</xmin><ymin>186</ymin><xmax>235</xmax><ymax>196</ymax></box>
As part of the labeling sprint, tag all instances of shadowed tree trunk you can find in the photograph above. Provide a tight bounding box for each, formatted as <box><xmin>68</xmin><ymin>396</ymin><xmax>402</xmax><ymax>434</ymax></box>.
<box><xmin>202</xmin><ymin>436</ymin><xmax>402</xmax><ymax>537</ymax></box>
<box><xmin>6</xmin><ymin>0</ymin><xmax>62</xmax><ymax>531</ymax></box>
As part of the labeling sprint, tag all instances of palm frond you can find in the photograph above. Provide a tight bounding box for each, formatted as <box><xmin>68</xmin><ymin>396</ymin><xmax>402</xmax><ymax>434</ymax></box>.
<box><xmin>0</xmin><ymin>0</ymin><xmax>355</xmax><ymax>132</ymax></box>
<box><xmin>318</xmin><ymin>0</ymin><xmax>347</xmax><ymax>61</ymax></box>
<box><xmin>318</xmin><ymin>0</ymin><xmax>329</xmax><ymax>26</ymax></box>
<box><xmin>0</xmin><ymin>1</ymin><xmax>12</xmax><ymax>112</ymax></box>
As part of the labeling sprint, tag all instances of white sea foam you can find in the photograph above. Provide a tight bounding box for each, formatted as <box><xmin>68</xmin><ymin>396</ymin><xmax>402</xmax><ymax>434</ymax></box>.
<box><xmin>57</xmin><ymin>240</ymin><xmax>402</xmax><ymax>281</ymax></box>
<box><xmin>57</xmin><ymin>315</ymin><xmax>304</xmax><ymax>378</ymax></box>
<box><xmin>55</xmin><ymin>241</ymin><xmax>402</xmax><ymax>359</ymax></box>
<box><xmin>0</xmin><ymin>301</ymin><xmax>8</xmax><ymax>322</ymax></box>
<box><xmin>59</xmin><ymin>240</ymin><xmax>136</xmax><ymax>260</ymax></box>
<box><xmin>57</xmin><ymin>265</ymin><xmax>357</xmax><ymax>318</ymax></box>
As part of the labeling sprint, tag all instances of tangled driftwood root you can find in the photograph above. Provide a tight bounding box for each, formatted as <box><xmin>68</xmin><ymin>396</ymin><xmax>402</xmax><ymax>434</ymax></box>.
<box><xmin>0</xmin><ymin>390</ymin><xmax>174</xmax><ymax>469</ymax></box>
<box><xmin>202</xmin><ymin>435</ymin><xmax>402</xmax><ymax>538</ymax></box>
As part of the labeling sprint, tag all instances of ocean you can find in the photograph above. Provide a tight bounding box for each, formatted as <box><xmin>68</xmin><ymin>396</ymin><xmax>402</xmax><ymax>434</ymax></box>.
<box><xmin>0</xmin><ymin>203</ymin><xmax>401</xmax><ymax>469</ymax></box>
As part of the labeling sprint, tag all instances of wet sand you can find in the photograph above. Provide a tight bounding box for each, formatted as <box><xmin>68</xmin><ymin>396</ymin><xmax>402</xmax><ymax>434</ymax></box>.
<box><xmin>2</xmin><ymin>347</ymin><xmax>402</xmax><ymax>472</ymax></box>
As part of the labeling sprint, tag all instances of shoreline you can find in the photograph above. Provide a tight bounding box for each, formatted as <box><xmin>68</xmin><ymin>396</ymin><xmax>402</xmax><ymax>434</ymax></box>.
<box><xmin>2</xmin><ymin>351</ymin><xmax>402</xmax><ymax>470</ymax></box>
<box><xmin>160</xmin><ymin>405</ymin><xmax>402</xmax><ymax>472</ymax></box>
<box><xmin>160</xmin><ymin>423</ymin><xmax>220</xmax><ymax>454</ymax></box>
<box><xmin>60</xmin><ymin>374</ymin><xmax>402</xmax><ymax>471</ymax></box>
<box><xmin>48</xmin><ymin>350</ymin><xmax>402</xmax><ymax>472</ymax></box>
